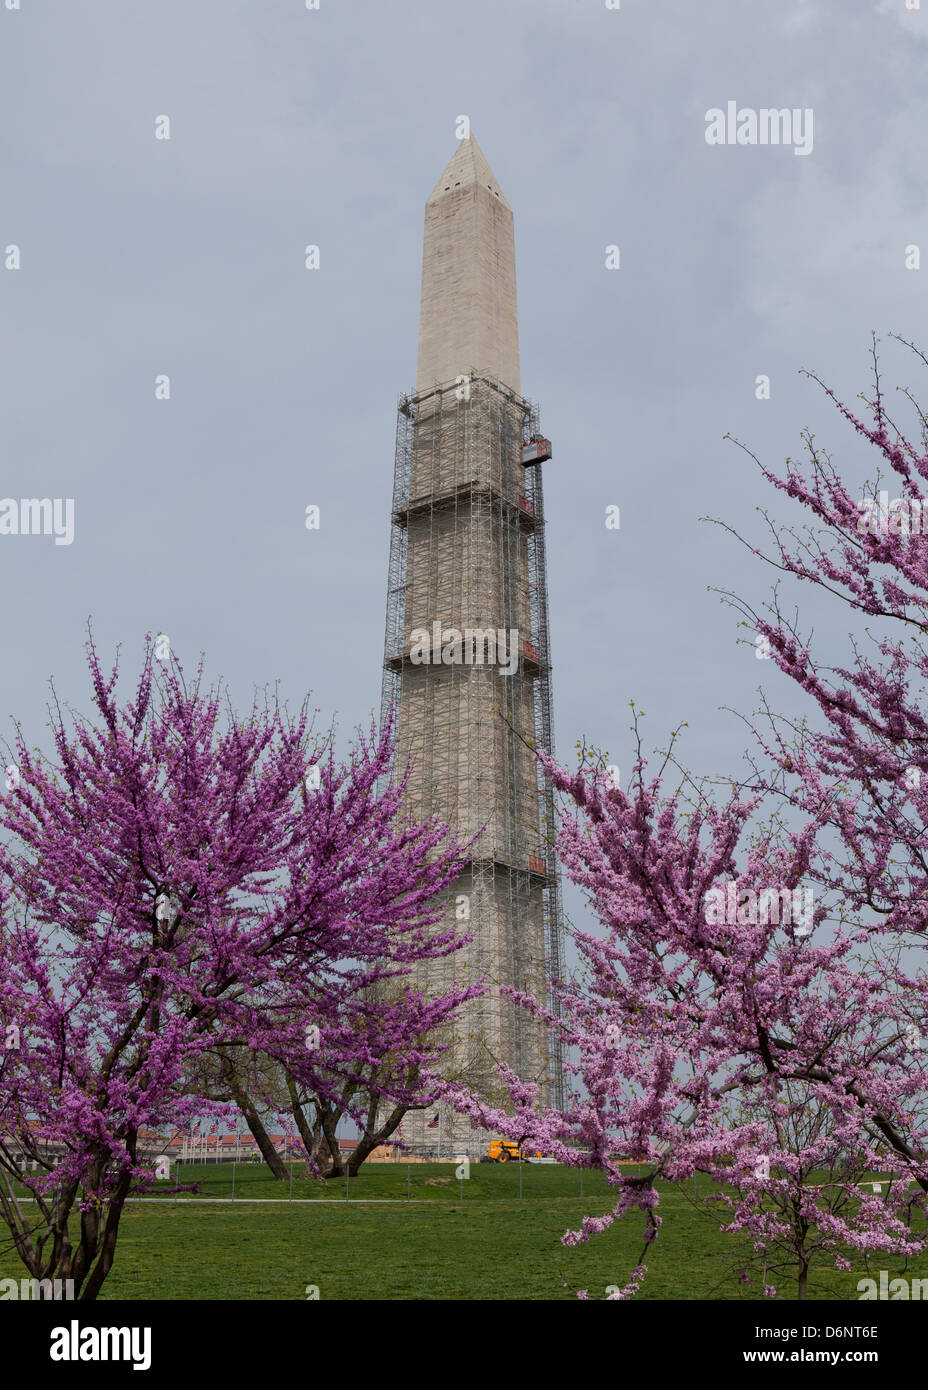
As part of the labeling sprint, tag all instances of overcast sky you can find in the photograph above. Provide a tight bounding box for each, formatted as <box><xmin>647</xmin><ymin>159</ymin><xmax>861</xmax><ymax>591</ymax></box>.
<box><xmin>2</xmin><ymin>0</ymin><xmax>927</xmax><ymax>943</ymax></box>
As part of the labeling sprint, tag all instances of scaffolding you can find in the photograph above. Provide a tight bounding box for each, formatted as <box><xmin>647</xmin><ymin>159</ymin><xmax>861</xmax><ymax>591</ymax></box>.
<box><xmin>380</xmin><ymin>374</ymin><xmax>566</xmax><ymax>1151</ymax></box>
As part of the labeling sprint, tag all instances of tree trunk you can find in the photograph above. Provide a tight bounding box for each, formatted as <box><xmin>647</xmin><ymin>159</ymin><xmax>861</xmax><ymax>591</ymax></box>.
<box><xmin>320</xmin><ymin>1105</ymin><xmax>345</xmax><ymax>1178</ymax></box>
<box><xmin>286</xmin><ymin>1093</ymin><xmax>348</xmax><ymax>1180</ymax></box>
<box><xmin>287</xmin><ymin>1076</ymin><xmax>319</xmax><ymax>1163</ymax></box>
<box><xmin>81</xmin><ymin>1162</ymin><xmax>134</xmax><ymax>1300</ymax></box>
<box><xmin>232</xmin><ymin>1083</ymin><xmax>288</xmax><ymax>1180</ymax></box>
<box><xmin>346</xmin><ymin>1102</ymin><xmax>408</xmax><ymax>1176</ymax></box>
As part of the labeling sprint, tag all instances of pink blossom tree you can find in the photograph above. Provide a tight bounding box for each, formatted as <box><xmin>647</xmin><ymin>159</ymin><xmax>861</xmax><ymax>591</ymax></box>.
<box><xmin>440</xmin><ymin>339</ymin><xmax>928</xmax><ymax>1297</ymax></box>
<box><xmin>721</xmin><ymin>335</ymin><xmax>928</xmax><ymax>963</ymax></box>
<box><xmin>440</xmin><ymin>735</ymin><xmax>928</xmax><ymax>1298</ymax></box>
<box><xmin>0</xmin><ymin>633</ymin><xmax>479</xmax><ymax>1298</ymax></box>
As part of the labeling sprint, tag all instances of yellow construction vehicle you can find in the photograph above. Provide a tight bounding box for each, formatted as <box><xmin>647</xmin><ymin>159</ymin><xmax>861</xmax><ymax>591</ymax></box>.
<box><xmin>488</xmin><ymin>1138</ymin><xmax>542</xmax><ymax>1163</ymax></box>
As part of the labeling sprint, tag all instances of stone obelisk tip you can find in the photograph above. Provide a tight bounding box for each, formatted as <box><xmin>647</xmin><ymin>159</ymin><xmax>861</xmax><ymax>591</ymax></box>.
<box><xmin>416</xmin><ymin>133</ymin><xmax>520</xmax><ymax>395</ymax></box>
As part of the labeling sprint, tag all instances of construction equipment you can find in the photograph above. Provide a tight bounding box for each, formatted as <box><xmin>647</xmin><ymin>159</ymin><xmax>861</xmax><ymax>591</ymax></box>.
<box><xmin>488</xmin><ymin>1138</ymin><xmax>542</xmax><ymax>1163</ymax></box>
<box><xmin>519</xmin><ymin>437</ymin><xmax>552</xmax><ymax>467</ymax></box>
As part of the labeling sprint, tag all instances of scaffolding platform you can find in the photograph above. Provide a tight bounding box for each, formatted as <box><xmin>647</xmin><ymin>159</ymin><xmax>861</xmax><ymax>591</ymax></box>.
<box><xmin>380</xmin><ymin>373</ymin><xmax>566</xmax><ymax>1127</ymax></box>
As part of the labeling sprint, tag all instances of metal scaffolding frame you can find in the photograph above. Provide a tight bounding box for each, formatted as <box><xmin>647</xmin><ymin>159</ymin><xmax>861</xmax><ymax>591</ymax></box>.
<box><xmin>380</xmin><ymin>374</ymin><xmax>566</xmax><ymax>1143</ymax></box>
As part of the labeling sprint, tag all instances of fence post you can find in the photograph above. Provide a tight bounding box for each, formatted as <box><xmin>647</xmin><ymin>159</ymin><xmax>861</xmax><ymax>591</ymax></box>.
<box><xmin>407</xmin><ymin>1165</ymin><xmax>410</xmax><ymax>1202</ymax></box>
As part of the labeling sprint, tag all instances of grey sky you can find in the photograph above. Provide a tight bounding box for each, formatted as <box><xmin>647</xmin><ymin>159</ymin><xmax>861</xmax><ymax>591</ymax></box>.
<box><xmin>2</xmin><ymin>0</ymin><xmax>927</xmax><ymax>945</ymax></box>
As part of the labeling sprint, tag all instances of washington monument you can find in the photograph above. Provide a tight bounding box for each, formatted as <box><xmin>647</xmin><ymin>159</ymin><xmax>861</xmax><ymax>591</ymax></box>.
<box><xmin>381</xmin><ymin>133</ymin><xmax>564</xmax><ymax>1155</ymax></box>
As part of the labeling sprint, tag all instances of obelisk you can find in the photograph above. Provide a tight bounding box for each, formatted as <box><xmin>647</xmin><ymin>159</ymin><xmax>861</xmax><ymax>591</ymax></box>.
<box><xmin>381</xmin><ymin>133</ymin><xmax>563</xmax><ymax>1156</ymax></box>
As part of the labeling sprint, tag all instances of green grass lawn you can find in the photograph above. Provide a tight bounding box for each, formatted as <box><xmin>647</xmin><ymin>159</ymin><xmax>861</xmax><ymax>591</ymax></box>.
<box><xmin>2</xmin><ymin>1163</ymin><xmax>925</xmax><ymax>1300</ymax></box>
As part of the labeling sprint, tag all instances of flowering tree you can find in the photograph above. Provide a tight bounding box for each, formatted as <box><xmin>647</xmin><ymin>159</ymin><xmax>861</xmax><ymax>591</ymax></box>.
<box><xmin>704</xmin><ymin>1080</ymin><xmax>921</xmax><ymax>1300</ymax></box>
<box><xmin>194</xmin><ymin>980</ymin><xmax>477</xmax><ymax>1180</ymax></box>
<box><xmin>0</xmin><ymin>634</ymin><xmax>479</xmax><ymax>1298</ymax></box>
<box><xmin>722</xmin><ymin>336</ymin><xmax>928</xmax><ymax>971</ymax></box>
<box><xmin>283</xmin><ymin>977</ymin><xmax>494</xmax><ymax>1178</ymax></box>
<box><xmin>283</xmin><ymin>999</ymin><xmax>435</xmax><ymax>1179</ymax></box>
<box><xmin>440</xmin><ymin>340</ymin><xmax>928</xmax><ymax>1297</ymax></box>
<box><xmin>440</xmin><ymin>738</ymin><xmax>928</xmax><ymax>1297</ymax></box>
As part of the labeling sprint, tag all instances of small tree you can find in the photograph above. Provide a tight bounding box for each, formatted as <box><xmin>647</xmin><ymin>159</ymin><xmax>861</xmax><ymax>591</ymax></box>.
<box><xmin>699</xmin><ymin>1081</ymin><xmax>914</xmax><ymax>1301</ymax></box>
<box><xmin>440</xmin><ymin>732</ymin><xmax>928</xmax><ymax>1298</ymax></box>
<box><xmin>440</xmin><ymin>342</ymin><xmax>928</xmax><ymax>1298</ymax></box>
<box><xmin>283</xmin><ymin>980</ymin><xmax>494</xmax><ymax>1177</ymax></box>
<box><xmin>0</xmin><ymin>634</ymin><xmax>476</xmax><ymax>1297</ymax></box>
